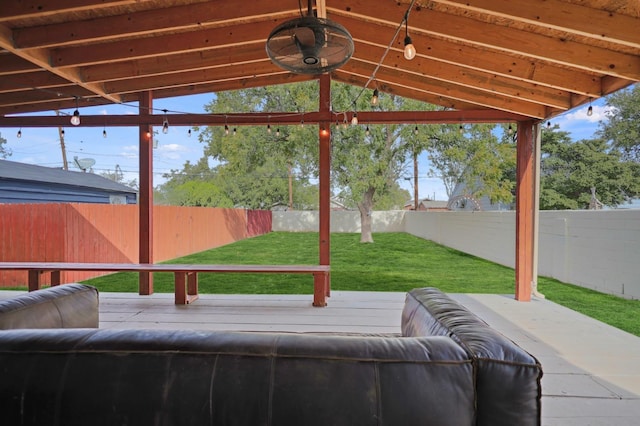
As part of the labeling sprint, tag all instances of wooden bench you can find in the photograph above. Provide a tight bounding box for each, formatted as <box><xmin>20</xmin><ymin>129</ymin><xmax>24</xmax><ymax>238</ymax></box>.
<box><xmin>0</xmin><ymin>262</ymin><xmax>331</xmax><ymax>307</ymax></box>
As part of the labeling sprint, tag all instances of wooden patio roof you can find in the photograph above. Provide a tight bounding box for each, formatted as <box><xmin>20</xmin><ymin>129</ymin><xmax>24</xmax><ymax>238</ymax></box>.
<box><xmin>0</xmin><ymin>0</ymin><xmax>638</xmax><ymax>119</ymax></box>
<box><xmin>1</xmin><ymin>0</ymin><xmax>638</xmax><ymax>302</ymax></box>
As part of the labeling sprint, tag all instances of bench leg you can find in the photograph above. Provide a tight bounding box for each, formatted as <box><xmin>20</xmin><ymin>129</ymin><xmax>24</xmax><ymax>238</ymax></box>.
<box><xmin>51</xmin><ymin>270</ymin><xmax>61</xmax><ymax>286</ymax></box>
<box><xmin>28</xmin><ymin>270</ymin><xmax>41</xmax><ymax>292</ymax></box>
<box><xmin>186</xmin><ymin>272</ymin><xmax>199</xmax><ymax>304</ymax></box>
<box><xmin>175</xmin><ymin>272</ymin><xmax>187</xmax><ymax>304</ymax></box>
<box><xmin>312</xmin><ymin>272</ymin><xmax>327</xmax><ymax>307</ymax></box>
<box><xmin>174</xmin><ymin>272</ymin><xmax>199</xmax><ymax>305</ymax></box>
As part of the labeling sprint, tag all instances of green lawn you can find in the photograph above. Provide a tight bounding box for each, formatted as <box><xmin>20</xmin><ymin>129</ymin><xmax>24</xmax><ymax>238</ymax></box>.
<box><xmin>80</xmin><ymin>232</ymin><xmax>640</xmax><ymax>337</ymax></box>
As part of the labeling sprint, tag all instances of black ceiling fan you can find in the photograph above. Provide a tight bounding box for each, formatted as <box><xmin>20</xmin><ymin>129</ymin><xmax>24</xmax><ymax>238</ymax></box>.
<box><xmin>266</xmin><ymin>0</ymin><xmax>354</xmax><ymax>75</ymax></box>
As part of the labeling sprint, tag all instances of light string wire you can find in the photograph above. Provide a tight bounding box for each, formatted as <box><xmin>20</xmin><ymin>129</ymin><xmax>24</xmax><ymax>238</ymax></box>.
<box><xmin>336</xmin><ymin>0</ymin><xmax>418</xmax><ymax>116</ymax></box>
<box><xmin>22</xmin><ymin>0</ymin><xmax>419</xmax><ymax>129</ymax></box>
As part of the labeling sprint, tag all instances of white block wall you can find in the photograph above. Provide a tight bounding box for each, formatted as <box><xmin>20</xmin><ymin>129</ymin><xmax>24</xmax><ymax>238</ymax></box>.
<box><xmin>273</xmin><ymin>209</ymin><xmax>640</xmax><ymax>299</ymax></box>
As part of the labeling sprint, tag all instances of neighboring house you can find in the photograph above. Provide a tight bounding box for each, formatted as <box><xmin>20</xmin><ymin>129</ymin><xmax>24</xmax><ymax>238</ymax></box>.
<box><xmin>0</xmin><ymin>159</ymin><xmax>137</xmax><ymax>204</ymax></box>
<box><xmin>447</xmin><ymin>180</ymin><xmax>512</xmax><ymax>212</ymax></box>
<box><xmin>403</xmin><ymin>199</ymin><xmax>449</xmax><ymax>211</ymax></box>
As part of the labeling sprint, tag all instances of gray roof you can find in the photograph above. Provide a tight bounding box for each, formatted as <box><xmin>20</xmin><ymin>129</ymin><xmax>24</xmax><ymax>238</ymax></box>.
<box><xmin>0</xmin><ymin>159</ymin><xmax>136</xmax><ymax>194</ymax></box>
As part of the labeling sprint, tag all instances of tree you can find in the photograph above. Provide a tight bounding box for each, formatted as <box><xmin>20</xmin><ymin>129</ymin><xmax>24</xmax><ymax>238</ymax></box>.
<box><xmin>540</xmin><ymin>126</ymin><xmax>640</xmax><ymax>209</ymax></box>
<box><xmin>0</xmin><ymin>132</ymin><xmax>11</xmax><ymax>159</ymax></box>
<box><xmin>428</xmin><ymin>123</ymin><xmax>516</xmax><ymax>204</ymax></box>
<box><xmin>598</xmin><ymin>84</ymin><xmax>640</xmax><ymax>162</ymax></box>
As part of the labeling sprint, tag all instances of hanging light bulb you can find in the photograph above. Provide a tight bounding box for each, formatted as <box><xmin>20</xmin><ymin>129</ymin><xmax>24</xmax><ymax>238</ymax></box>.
<box><xmin>70</xmin><ymin>97</ymin><xmax>80</xmax><ymax>126</ymax></box>
<box><xmin>403</xmin><ymin>15</ymin><xmax>416</xmax><ymax>60</ymax></box>
<box><xmin>17</xmin><ymin>128</ymin><xmax>22</xmax><ymax>138</ymax></box>
<box><xmin>351</xmin><ymin>112</ymin><xmax>358</xmax><ymax>126</ymax></box>
<box><xmin>342</xmin><ymin>114</ymin><xmax>348</xmax><ymax>129</ymax></box>
<box><xmin>276</xmin><ymin>128</ymin><xmax>280</xmax><ymax>137</ymax></box>
<box><xmin>233</xmin><ymin>127</ymin><xmax>237</xmax><ymax>136</ymax></box>
<box><xmin>458</xmin><ymin>124</ymin><xmax>463</xmax><ymax>134</ymax></box>
<box><xmin>300</xmin><ymin>118</ymin><xmax>305</xmax><ymax>128</ymax></box>
<box><xmin>508</xmin><ymin>124</ymin><xmax>513</xmax><ymax>135</ymax></box>
<box><xmin>267</xmin><ymin>124</ymin><xmax>272</xmax><ymax>134</ymax></box>
<box><xmin>365</xmin><ymin>125</ymin><xmax>370</xmax><ymax>136</ymax></box>
<box><xmin>61</xmin><ymin>129</ymin><xmax>65</xmax><ymax>137</ymax></box>
<box><xmin>224</xmin><ymin>124</ymin><xmax>229</xmax><ymax>136</ymax></box>
<box><xmin>103</xmin><ymin>129</ymin><xmax>107</xmax><ymax>138</ymax></box>
<box><xmin>162</xmin><ymin>109</ymin><xmax>169</xmax><ymax>134</ymax></box>
<box><xmin>587</xmin><ymin>102</ymin><xmax>593</xmax><ymax>117</ymax></box>
<box><xmin>371</xmin><ymin>89</ymin><xmax>379</xmax><ymax>106</ymax></box>
<box><xmin>547</xmin><ymin>121</ymin><xmax>551</xmax><ymax>129</ymax></box>
<box><xmin>188</xmin><ymin>129</ymin><xmax>192</xmax><ymax>137</ymax></box>
<box><xmin>320</xmin><ymin>126</ymin><xmax>328</xmax><ymax>137</ymax></box>
<box><xmin>414</xmin><ymin>125</ymin><xmax>419</xmax><ymax>135</ymax></box>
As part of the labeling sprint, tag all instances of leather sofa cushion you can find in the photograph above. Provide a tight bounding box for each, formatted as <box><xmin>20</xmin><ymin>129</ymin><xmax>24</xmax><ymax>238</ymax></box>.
<box><xmin>401</xmin><ymin>287</ymin><xmax>542</xmax><ymax>426</ymax></box>
<box><xmin>0</xmin><ymin>328</ymin><xmax>475</xmax><ymax>426</ymax></box>
<box><xmin>0</xmin><ymin>284</ymin><xmax>98</xmax><ymax>329</ymax></box>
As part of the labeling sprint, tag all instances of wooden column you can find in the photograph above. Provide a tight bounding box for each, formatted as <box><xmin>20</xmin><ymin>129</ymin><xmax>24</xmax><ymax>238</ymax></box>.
<box><xmin>138</xmin><ymin>91</ymin><xmax>154</xmax><ymax>295</ymax></box>
<box><xmin>317</xmin><ymin>74</ymin><xmax>331</xmax><ymax>304</ymax></box>
<box><xmin>515</xmin><ymin>120</ymin><xmax>536</xmax><ymax>301</ymax></box>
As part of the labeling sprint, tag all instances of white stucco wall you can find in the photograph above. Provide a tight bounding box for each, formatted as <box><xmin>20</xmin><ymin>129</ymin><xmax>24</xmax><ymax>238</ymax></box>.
<box><xmin>273</xmin><ymin>209</ymin><xmax>640</xmax><ymax>299</ymax></box>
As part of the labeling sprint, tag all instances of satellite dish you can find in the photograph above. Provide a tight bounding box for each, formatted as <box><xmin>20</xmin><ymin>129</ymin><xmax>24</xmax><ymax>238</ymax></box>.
<box><xmin>265</xmin><ymin>0</ymin><xmax>353</xmax><ymax>75</ymax></box>
<box><xmin>73</xmin><ymin>156</ymin><xmax>96</xmax><ymax>172</ymax></box>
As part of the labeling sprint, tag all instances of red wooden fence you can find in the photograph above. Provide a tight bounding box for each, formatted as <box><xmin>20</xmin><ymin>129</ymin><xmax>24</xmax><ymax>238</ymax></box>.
<box><xmin>0</xmin><ymin>204</ymin><xmax>272</xmax><ymax>287</ymax></box>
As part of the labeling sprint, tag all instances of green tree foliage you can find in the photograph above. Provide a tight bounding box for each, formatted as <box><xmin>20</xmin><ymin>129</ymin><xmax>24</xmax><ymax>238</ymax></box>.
<box><xmin>0</xmin><ymin>132</ymin><xmax>11</xmax><ymax>159</ymax></box>
<box><xmin>598</xmin><ymin>84</ymin><xmax>640</xmax><ymax>162</ymax></box>
<box><xmin>540</xmin><ymin>126</ymin><xmax>640</xmax><ymax>209</ymax></box>
<box><xmin>428</xmin><ymin>123</ymin><xmax>516</xmax><ymax>204</ymax></box>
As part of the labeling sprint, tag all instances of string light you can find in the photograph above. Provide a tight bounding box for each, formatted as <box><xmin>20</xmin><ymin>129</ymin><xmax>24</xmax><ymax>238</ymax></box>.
<box><xmin>414</xmin><ymin>125</ymin><xmax>419</xmax><ymax>135</ymax></box>
<box><xmin>188</xmin><ymin>129</ymin><xmax>192</xmax><ymax>137</ymax></box>
<box><xmin>162</xmin><ymin>109</ymin><xmax>169</xmax><ymax>134</ymax></box>
<box><xmin>459</xmin><ymin>124</ymin><xmax>463</xmax><ymax>134</ymax></box>
<box><xmin>224</xmin><ymin>124</ymin><xmax>229</xmax><ymax>135</ymax></box>
<box><xmin>276</xmin><ymin>128</ymin><xmax>280</xmax><ymax>137</ymax></box>
<box><xmin>365</xmin><ymin>125</ymin><xmax>370</xmax><ymax>136</ymax></box>
<box><xmin>371</xmin><ymin>88</ymin><xmax>379</xmax><ymax>106</ymax></box>
<box><xmin>587</xmin><ymin>101</ymin><xmax>593</xmax><ymax>117</ymax></box>
<box><xmin>17</xmin><ymin>128</ymin><xmax>22</xmax><ymax>138</ymax></box>
<box><xmin>233</xmin><ymin>127</ymin><xmax>237</xmax><ymax>136</ymax></box>
<box><xmin>103</xmin><ymin>129</ymin><xmax>107</xmax><ymax>138</ymax></box>
<box><xmin>547</xmin><ymin>121</ymin><xmax>551</xmax><ymax>129</ymax></box>
<box><xmin>70</xmin><ymin>97</ymin><xmax>80</xmax><ymax>126</ymax></box>
<box><xmin>508</xmin><ymin>124</ymin><xmax>513</xmax><ymax>135</ymax></box>
<box><xmin>300</xmin><ymin>118</ymin><xmax>304</xmax><ymax>128</ymax></box>
<box><xmin>267</xmin><ymin>124</ymin><xmax>272</xmax><ymax>133</ymax></box>
<box><xmin>403</xmin><ymin>11</ymin><xmax>416</xmax><ymax>60</ymax></box>
<box><xmin>351</xmin><ymin>112</ymin><xmax>358</xmax><ymax>126</ymax></box>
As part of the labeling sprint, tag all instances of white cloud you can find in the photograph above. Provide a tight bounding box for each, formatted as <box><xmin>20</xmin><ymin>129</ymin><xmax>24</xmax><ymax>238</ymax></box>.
<box><xmin>121</xmin><ymin>145</ymin><xmax>139</xmax><ymax>159</ymax></box>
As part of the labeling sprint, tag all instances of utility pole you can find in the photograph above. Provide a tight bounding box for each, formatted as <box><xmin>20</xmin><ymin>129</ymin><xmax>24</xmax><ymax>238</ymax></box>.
<box><xmin>55</xmin><ymin>110</ymin><xmax>68</xmax><ymax>170</ymax></box>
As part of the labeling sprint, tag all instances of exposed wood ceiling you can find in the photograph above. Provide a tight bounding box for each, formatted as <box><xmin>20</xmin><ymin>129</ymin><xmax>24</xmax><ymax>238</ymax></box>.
<box><xmin>1</xmin><ymin>0</ymin><xmax>638</xmax><ymax>120</ymax></box>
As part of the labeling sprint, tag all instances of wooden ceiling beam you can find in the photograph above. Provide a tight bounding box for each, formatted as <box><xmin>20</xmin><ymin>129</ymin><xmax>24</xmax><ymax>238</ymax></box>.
<box><xmin>12</xmin><ymin>0</ymin><xmax>298</xmax><ymax>49</ymax></box>
<box><xmin>80</xmin><ymin>41</ymin><xmax>268</xmax><ymax>84</ymax></box>
<box><xmin>341</xmin><ymin>58</ymin><xmax>549</xmax><ymax>118</ymax></box>
<box><xmin>0</xmin><ymin>71</ymin><xmax>74</xmax><ymax>94</ymax></box>
<box><xmin>350</xmin><ymin>40</ymin><xmax>572</xmax><ymax>109</ymax></box>
<box><xmin>331</xmin><ymin>1</ymin><xmax>640</xmax><ymax>80</ymax></box>
<box><xmin>332</xmin><ymin>71</ymin><xmax>483</xmax><ymax>112</ymax></box>
<box><xmin>0</xmin><ymin>109</ymin><xmax>529</xmax><ymax>128</ymax></box>
<box><xmin>101</xmin><ymin>60</ymin><xmax>283</xmax><ymax>94</ymax></box>
<box><xmin>0</xmin><ymin>23</ymin><xmax>120</xmax><ymax>103</ymax></box>
<box><xmin>431</xmin><ymin>0</ymin><xmax>640</xmax><ymax>49</ymax></box>
<box><xmin>333</xmin><ymin>14</ymin><xmax>602</xmax><ymax>97</ymax></box>
<box><xmin>0</xmin><ymin>0</ymin><xmax>149</xmax><ymax>21</ymax></box>
<box><xmin>50</xmin><ymin>19</ymin><xmax>280</xmax><ymax>67</ymax></box>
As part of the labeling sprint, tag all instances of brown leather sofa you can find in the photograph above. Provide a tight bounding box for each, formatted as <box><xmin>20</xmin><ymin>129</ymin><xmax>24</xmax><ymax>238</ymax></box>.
<box><xmin>0</xmin><ymin>285</ymin><xmax>542</xmax><ymax>426</ymax></box>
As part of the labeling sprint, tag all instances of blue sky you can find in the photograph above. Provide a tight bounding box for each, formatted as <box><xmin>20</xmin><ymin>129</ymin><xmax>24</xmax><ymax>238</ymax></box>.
<box><xmin>2</xmin><ymin>95</ymin><xmax>608</xmax><ymax>202</ymax></box>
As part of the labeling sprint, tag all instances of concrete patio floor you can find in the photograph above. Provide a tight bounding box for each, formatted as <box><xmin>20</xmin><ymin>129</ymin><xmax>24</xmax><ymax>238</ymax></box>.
<box><xmin>2</xmin><ymin>289</ymin><xmax>639</xmax><ymax>425</ymax></box>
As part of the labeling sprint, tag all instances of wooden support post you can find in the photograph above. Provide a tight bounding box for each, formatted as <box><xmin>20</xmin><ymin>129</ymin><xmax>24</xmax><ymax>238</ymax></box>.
<box><xmin>318</xmin><ymin>74</ymin><xmax>331</xmax><ymax>300</ymax></box>
<box><xmin>515</xmin><ymin>120</ymin><xmax>536</xmax><ymax>301</ymax></box>
<box><xmin>139</xmin><ymin>91</ymin><xmax>154</xmax><ymax>295</ymax></box>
